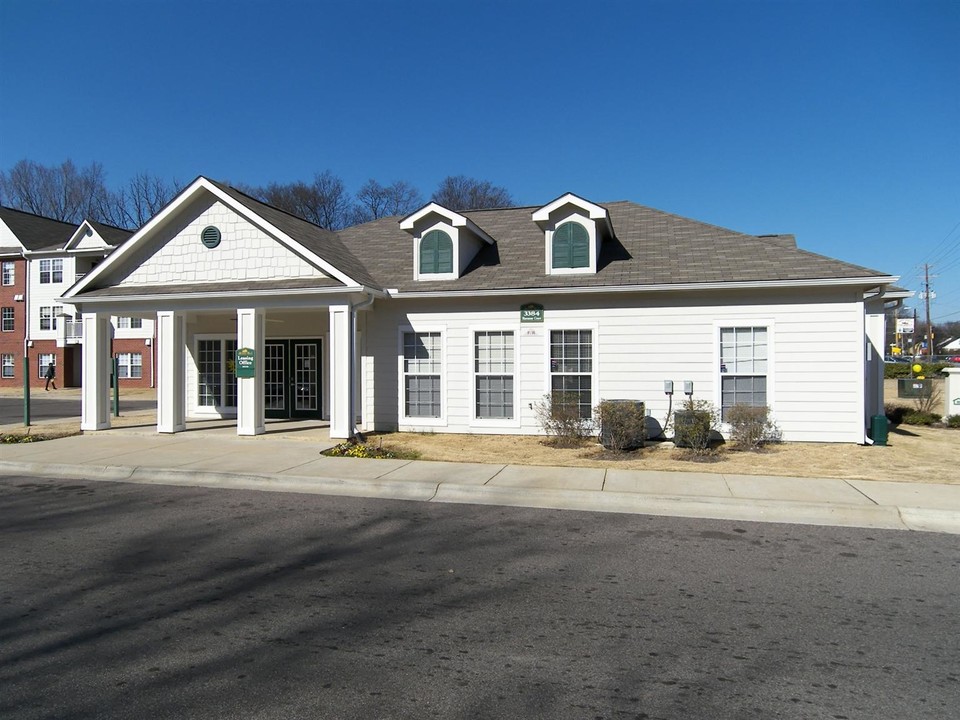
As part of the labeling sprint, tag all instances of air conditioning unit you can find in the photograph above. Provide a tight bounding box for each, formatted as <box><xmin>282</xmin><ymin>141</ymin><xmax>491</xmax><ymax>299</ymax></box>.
<box><xmin>14</xmin><ymin>294</ymin><xmax>24</xmax><ymax>302</ymax></box>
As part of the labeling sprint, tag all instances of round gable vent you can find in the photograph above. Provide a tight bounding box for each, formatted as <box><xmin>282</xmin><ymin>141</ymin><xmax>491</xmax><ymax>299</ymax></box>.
<box><xmin>201</xmin><ymin>226</ymin><xmax>221</xmax><ymax>249</ymax></box>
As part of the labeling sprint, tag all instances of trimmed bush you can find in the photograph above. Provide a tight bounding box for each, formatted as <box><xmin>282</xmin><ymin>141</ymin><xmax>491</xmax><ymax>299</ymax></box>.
<box><xmin>726</xmin><ymin>404</ymin><xmax>782</xmax><ymax>450</ymax></box>
<box><xmin>884</xmin><ymin>404</ymin><xmax>907</xmax><ymax>426</ymax></box>
<box><xmin>596</xmin><ymin>400</ymin><xmax>646</xmax><ymax>453</ymax></box>
<box><xmin>884</xmin><ymin>362</ymin><xmax>949</xmax><ymax>379</ymax></box>
<box><xmin>945</xmin><ymin>415</ymin><xmax>960</xmax><ymax>429</ymax></box>
<box><xmin>902</xmin><ymin>411</ymin><xmax>942</xmax><ymax>426</ymax></box>
<box><xmin>535</xmin><ymin>392</ymin><xmax>592</xmax><ymax>446</ymax></box>
<box><xmin>673</xmin><ymin>398</ymin><xmax>719</xmax><ymax>454</ymax></box>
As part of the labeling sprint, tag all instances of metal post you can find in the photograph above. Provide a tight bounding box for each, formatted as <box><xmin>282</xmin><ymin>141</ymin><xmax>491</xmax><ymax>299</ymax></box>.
<box><xmin>22</xmin><ymin>356</ymin><xmax>30</xmax><ymax>426</ymax></box>
<box><xmin>113</xmin><ymin>356</ymin><xmax>120</xmax><ymax>417</ymax></box>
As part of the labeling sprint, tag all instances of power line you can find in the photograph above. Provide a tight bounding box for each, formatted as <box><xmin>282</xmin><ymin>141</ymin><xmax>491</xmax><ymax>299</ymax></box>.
<box><xmin>926</xmin><ymin>218</ymin><xmax>960</xmax><ymax>265</ymax></box>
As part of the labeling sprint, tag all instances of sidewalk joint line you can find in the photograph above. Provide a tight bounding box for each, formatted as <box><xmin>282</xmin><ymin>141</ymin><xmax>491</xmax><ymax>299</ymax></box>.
<box><xmin>843</xmin><ymin>479</ymin><xmax>880</xmax><ymax>506</ymax></box>
<box><xmin>485</xmin><ymin>465</ymin><xmax>508</xmax><ymax>486</ymax></box>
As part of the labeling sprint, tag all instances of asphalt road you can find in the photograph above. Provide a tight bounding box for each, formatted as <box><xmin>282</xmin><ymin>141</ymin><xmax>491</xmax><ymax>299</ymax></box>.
<box><xmin>0</xmin><ymin>395</ymin><xmax>155</xmax><ymax>425</ymax></box>
<box><xmin>1</xmin><ymin>476</ymin><xmax>958</xmax><ymax>720</ymax></box>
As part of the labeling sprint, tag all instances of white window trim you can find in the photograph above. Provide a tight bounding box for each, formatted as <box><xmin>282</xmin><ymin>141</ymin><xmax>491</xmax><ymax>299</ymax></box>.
<box><xmin>397</xmin><ymin>324</ymin><xmax>448</xmax><ymax>428</ymax></box>
<box><xmin>544</xmin><ymin>321</ymin><xmax>600</xmax><ymax>426</ymax></box>
<box><xmin>469</xmin><ymin>325</ymin><xmax>522</xmax><ymax>429</ymax></box>
<box><xmin>39</xmin><ymin>258</ymin><xmax>64</xmax><ymax>284</ymax></box>
<box><xmin>116</xmin><ymin>352</ymin><xmax>144</xmax><ymax>379</ymax></box>
<box><xmin>192</xmin><ymin>334</ymin><xmax>239</xmax><ymax>417</ymax></box>
<box><xmin>713</xmin><ymin>319</ymin><xmax>775</xmax><ymax>427</ymax></box>
<box><xmin>1</xmin><ymin>353</ymin><xmax>15</xmax><ymax>378</ymax></box>
<box><xmin>1</xmin><ymin>306</ymin><xmax>14</xmax><ymax>332</ymax></box>
<box><xmin>37</xmin><ymin>353</ymin><xmax>56</xmax><ymax>379</ymax></box>
<box><xmin>1</xmin><ymin>261</ymin><xmax>14</xmax><ymax>286</ymax></box>
<box><xmin>545</xmin><ymin>212</ymin><xmax>598</xmax><ymax>276</ymax></box>
<box><xmin>413</xmin><ymin>221</ymin><xmax>459</xmax><ymax>282</ymax></box>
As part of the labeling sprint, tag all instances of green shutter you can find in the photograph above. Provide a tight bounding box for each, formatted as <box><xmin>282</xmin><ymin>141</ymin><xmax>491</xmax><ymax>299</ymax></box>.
<box><xmin>553</xmin><ymin>222</ymin><xmax>589</xmax><ymax>269</ymax></box>
<box><xmin>420</xmin><ymin>230</ymin><xmax>453</xmax><ymax>275</ymax></box>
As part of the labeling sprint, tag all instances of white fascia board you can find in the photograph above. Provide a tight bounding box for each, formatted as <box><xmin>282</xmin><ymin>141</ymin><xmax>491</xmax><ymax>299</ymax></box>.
<box><xmin>64</xmin><ymin>221</ymin><xmax>108</xmax><ymax>251</ymax></box>
<box><xmin>400</xmin><ymin>202</ymin><xmax>463</xmax><ymax>231</ymax></box>
<box><xmin>64</xmin><ymin>177</ymin><xmax>360</xmax><ymax>299</ymax></box>
<box><xmin>388</xmin><ymin>275</ymin><xmax>901</xmax><ymax>299</ymax></box>
<box><xmin>532</xmin><ymin>193</ymin><xmax>608</xmax><ymax>223</ymax></box>
<box><xmin>60</xmin><ymin>284</ymin><xmax>382</xmax><ymax>307</ymax></box>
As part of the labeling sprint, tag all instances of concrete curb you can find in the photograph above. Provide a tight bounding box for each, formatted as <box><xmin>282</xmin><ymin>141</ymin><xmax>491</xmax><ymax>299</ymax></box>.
<box><xmin>2</xmin><ymin>459</ymin><xmax>937</xmax><ymax>533</ymax></box>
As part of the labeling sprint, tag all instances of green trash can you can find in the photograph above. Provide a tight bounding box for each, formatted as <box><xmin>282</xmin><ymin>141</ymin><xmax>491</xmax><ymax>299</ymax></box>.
<box><xmin>869</xmin><ymin>414</ymin><xmax>888</xmax><ymax>446</ymax></box>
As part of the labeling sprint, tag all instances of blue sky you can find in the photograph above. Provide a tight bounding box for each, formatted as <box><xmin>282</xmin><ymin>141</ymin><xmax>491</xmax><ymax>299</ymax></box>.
<box><xmin>2</xmin><ymin>0</ymin><xmax>958</xmax><ymax>325</ymax></box>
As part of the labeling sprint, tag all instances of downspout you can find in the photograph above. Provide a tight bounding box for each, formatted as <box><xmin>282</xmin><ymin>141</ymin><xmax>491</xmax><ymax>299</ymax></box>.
<box><xmin>349</xmin><ymin>292</ymin><xmax>375</xmax><ymax>439</ymax></box>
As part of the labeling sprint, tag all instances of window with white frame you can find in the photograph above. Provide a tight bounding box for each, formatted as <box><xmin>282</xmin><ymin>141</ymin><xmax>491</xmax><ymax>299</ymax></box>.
<box><xmin>39</xmin><ymin>305</ymin><xmax>62</xmax><ymax>331</ymax></box>
<box><xmin>549</xmin><ymin>329</ymin><xmax>593</xmax><ymax>418</ymax></box>
<box><xmin>116</xmin><ymin>316</ymin><xmax>143</xmax><ymax>329</ymax></box>
<box><xmin>419</xmin><ymin>229</ymin><xmax>454</xmax><ymax>275</ymax></box>
<box><xmin>38</xmin><ymin>353</ymin><xmax>55</xmax><ymax>378</ymax></box>
<box><xmin>1</xmin><ymin>307</ymin><xmax>13</xmax><ymax>332</ymax></box>
<box><xmin>116</xmin><ymin>352</ymin><xmax>143</xmax><ymax>379</ymax></box>
<box><xmin>1</xmin><ymin>354</ymin><xmax>14</xmax><ymax>378</ymax></box>
<box><xmin>719</xmin><ymin>326</ymin><xmax>768</xmax><ymax>420</ymax></box>
<box><xmin>39</xmin><ymin>259</ymin><xmax>63</xmax><ymax>284</ymax></box>
<box><xmin>197</xmin><ymin>339</ymin><xmax>237</xmax><ymax>408</ymax></box>
<box><xmin>1</xmin><ymin>261</ymin><xmax>13</xmax><ymax>285</ymax></box>
<box><xmin>403</xmin><ymin>331</ymin><xmax>442</xmax><ymax>418</ymax></box>
<box><xmin>475</xmin><ymin>331</ymin><xmax>514</xmax><ymax>419</ymax></box>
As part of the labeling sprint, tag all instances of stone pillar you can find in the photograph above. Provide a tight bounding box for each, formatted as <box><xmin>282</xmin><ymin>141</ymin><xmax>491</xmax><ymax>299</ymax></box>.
<box><xmin>236</xmin><ymin>308</ymin><xmax>265</xmax><ymax>436</ymax></box>
<box><xmin>328</xmin><ymin>304</ymin><xmax>354</xmax><ymax>439</ymax></box>
<box><xmin>156</xmin><ymin>310</ymin><xmax>186</xmax><ymax>434</ymax></box>
<box><xmin>943</xmin><ymin>368</ymin><xmax>960</xmax><ymax>419</ymax></box>
<box><xmin>80</xmin><ymin>312</ymin><xmax>111</xmax><ymax>431</ymax></box>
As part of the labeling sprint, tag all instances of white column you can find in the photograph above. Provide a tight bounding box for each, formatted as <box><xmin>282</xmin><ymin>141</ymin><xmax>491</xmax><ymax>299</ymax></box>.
<box><xmin>156</xmin><ymin>310</ymin><xmax>186</xmax><ymax>434</ymax></box>
<box><xmin>864</xmin><ymin>310</ymin><xmax>885</xmax><ymax>420</ymax></box>
<box><xmin>80</xmin><ymin>312</ymin><xmax>111</xmax><ymax>431</ymax></box>
<box><xmin>236</xmin><ymin>308</ymin><xmax>265</xmax><ymax>436</ymax></box>
<box><xmin>329</xmin><ymin>304</ymin><xmax>354</xmax><ymax>439</ymax></box>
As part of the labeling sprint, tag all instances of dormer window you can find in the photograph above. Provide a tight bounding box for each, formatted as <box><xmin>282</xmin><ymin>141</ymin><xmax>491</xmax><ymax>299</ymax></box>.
<box><xmin>419</xmin><ymin>229</ymin><xmax>454</xmax><ymax>275</ymax></box>
<box><xmin>552</xmin><ymin>221</ymin><xmax>590</xmax><ymax>269</ymax></box>
<box><xmin>533</xmin><ymin>193</ymin><xmax>614</xmax><ymax>276</ymax></box>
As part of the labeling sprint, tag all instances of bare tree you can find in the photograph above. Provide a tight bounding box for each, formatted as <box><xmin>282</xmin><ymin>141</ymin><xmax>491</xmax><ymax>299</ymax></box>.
<box><xmin>0</xmin><ymin>159</ymin><xmax>112</xmax><ymax>223</ymax></box>
<box><xmin>107</xmin><ymin>172</ymin><xmax>183</xmax><ymax>228</ymax></box>
<box><xmin>244</xmin><ymin>171</ymin><xmax>353</xmax><ymax>230</ymax></box>
<box><xmin>353</xmin><ymin>179</ymin><xmax>423</xmax><ymax>223</ymax></box>
<box><xmin>432</xmin><ymin>175</ymin><xmax>514</xmax><ymax>211</ymax></box>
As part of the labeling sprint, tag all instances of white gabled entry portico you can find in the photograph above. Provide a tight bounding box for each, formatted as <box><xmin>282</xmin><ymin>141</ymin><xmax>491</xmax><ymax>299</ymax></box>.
<box><xmin>62</xmin><ymin>176</ymin><xmax>381</xmax><ymax>440</ymax></box>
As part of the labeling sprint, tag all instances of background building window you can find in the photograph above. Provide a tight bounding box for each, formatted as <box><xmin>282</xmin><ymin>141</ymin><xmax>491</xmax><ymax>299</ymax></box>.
<box><xmin>419</xmin><ymin>230</ymin><xmax>453</xmax><ymax>275</ymax></box>
<box><xmin>39</xmin><ymin>259</ymin><xmax>63</xmax><ymax>284</ymax></box>
<box><xmin>1</xmin><ymin>354</ymin><xmax>14</xmax><ymax>378</ymax></box>
<box><xmin>38</xmin><ymin>353</ymin><xmax>55</xmax><ymax>379</ymax></box>
<box><xmin>116</xmin><ymin>317</ymin><xmax>143</xmax><ymax>329</ymax></box>
<box><xmin>403</xmin><ymin>331</ymin><xmax>442</xmax><ymax>417</ymax></box>
<box><xmin>550</xmin><ymin>329</ymin><xmax>593</xmax><ymax>418</ymax></box>
<box><xmin>552</xmin><ymin>221</ymin><xmax>589</xmax><ymax>269</ymax></box>
<box><xmin>39</xmin><ymin>305</ymin><xmax>62</xmax><ymax>331</ymax></box>
<box><xmin>720</xmin><ymin>326</ymin><xmax>768</xmax><ymax>420</ymax></box>
<box><xmin>1</xmin><ymin>307</ymin><xmax>13</xmax><ymax>332</ymax></box>
<box><xmin>116</xmin><ymin>352</ymin><xmax>143</xmax><ymax>379</ymax></box>
<box><xmin>1</xmin><ymin>261</ymin><xmax>13</xmax><ymax>285</ymax></box>
<box><xmin>475</xmin><ymin>330</ymin><xmax>514</xmax><ymax>419</ymax></box>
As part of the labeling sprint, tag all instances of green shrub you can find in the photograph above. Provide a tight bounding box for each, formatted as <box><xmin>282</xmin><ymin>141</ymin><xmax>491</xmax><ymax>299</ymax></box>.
<box><xmin>535</xmin><ymin>392</ymin><xmax>592</xmax><ymax>446</ymax></box>
<box><xmin>946</xmin><ymin>415</ymin><xmax>960</xmax><ymax>429</ymax></box>
<box><xmin>902</xmin><ymin>411</ymin><xmax>942</xmax><ymax>426</ymax></box>
<box><xmin>726</xmin><ymin>404</ymin><xmax>782</xmax><ymax>450</ymax></box>
<box><xmin>673</xmin><ymin>398</ymin><xmax>720</xmax><ymax>455</ymax></box>
<box><xmin>595</xmin><ymin>400</ymin><xmax>646</xmax><ymax>453</ymax></box>
<box><xmin>884</xmin><ymin>362</ymin><xmax>949</xmax><ymax>379</ymax></box>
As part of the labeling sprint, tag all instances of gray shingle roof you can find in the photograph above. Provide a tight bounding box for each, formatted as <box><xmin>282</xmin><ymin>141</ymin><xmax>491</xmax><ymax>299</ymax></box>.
<box><xmin>0</xmin><ymin>206</ymin><xmax>77</xmax><ymax>252</ymax></box>
<box><xmin>336</xmin><ymin>201</ymin><xmax>890</xmax><ymax>293</ymax></box>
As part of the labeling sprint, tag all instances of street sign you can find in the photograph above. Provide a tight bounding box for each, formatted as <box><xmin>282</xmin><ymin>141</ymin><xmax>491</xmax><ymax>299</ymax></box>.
<box><xmin>895</xmin><ymin>318</ymin><xmax>915</xmax><ymax>333</ymax></box>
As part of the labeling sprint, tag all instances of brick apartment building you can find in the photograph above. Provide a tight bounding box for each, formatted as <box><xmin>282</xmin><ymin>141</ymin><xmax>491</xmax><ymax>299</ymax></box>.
<box><xmin>0</xmin><ymin>206</ymin><xmax>155</xmax><ymax>390</ymax></box>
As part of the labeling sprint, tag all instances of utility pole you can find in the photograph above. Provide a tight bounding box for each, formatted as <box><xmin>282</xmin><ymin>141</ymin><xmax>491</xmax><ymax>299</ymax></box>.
<box><xmin>922</xmin><ymin>264</ymin><xmax>935</xmax><ymax>358</ymax></box>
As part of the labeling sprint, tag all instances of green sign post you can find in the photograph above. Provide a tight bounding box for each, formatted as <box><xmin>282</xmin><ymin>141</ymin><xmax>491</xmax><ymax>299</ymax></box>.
<box><xmin>236</xmin><ymin>347</ymin><xmax>256</xmax><ymax>378</ymax></box>
<box><xmin>520</xmin><ymin>303</ymin><xmax>544</xmax><ymax>323</ymax></box>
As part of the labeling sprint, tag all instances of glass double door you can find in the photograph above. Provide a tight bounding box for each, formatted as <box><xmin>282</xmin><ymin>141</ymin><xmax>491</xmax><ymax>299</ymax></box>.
<box><xmin>264</xmin><ymin>339</ymin><xmax>322</xmax><ymax>419</ymax></box>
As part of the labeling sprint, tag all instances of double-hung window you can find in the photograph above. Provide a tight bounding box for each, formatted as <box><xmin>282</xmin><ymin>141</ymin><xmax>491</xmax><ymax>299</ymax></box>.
<box><xmin>116</xmin><ymin>316</ymin><xmax>143</xmax><ymax>329</ymax></box>
<box><xmin>38</xmin><ymin>353</ymin><xmax>55</xmax><ymax>379</ymax></box>
<box><xmin>403</xmin><ymin>331</ymin><xmax>442</xmax><ymax>418</ymax></box>
<box><xmin>1</xmin><ymin>261</ymin><xmax>13</xmax><ymax>285</ymax></box>
<box><xmin>39</xmin><ymin>259</ymin><xmax>63</xmax><ymax>284</ymax></box>
<box><xmin>1</xmin><ymin>307</ymin><xmax>13</xmax><ymax>332</ymax></box>
<box><xmin>549</xmin><ymin>329</ymin><xmax>593</xmax><ymax>418</ymax></box>
<box><xmin>116</xmin><ymin>352</ymin><xmax>143</xmax><ymax>379</ymax></box>
<box><xmin>475</xmin><ymin>331</ymin><xmax>514</xmax><ymax>419</ymax></box>
<box><xmin>1</xmin><ymin>354</ymin><xmax>14</xmax><ymax>378</ymax></box>
<box><xmin>39</xmin><ymin>305</ymin><xmax>62</xmax><ymax>331</ymax></box>
<box><xmin>719</xmin><ymin>326</ymin><xmax>768</xmax><ymax>420</ymax></box>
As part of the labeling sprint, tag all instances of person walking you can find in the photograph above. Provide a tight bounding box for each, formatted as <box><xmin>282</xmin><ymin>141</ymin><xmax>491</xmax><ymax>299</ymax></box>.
<box><xmin>44</xmin><ymin>362</ymin><xmax>57</xmax><ymax>391</ymax></box>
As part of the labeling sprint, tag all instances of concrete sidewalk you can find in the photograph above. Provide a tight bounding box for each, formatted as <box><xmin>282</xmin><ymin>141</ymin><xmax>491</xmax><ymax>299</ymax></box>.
<box><xmin>2</xmin><ymin>429</ymin><xmax>959</xmax><ymax>535</ymax></box>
